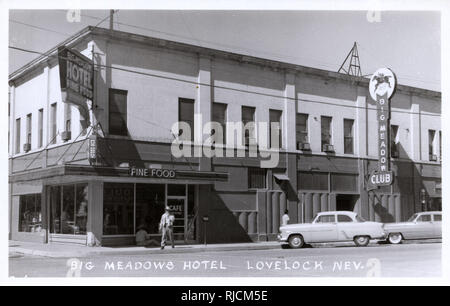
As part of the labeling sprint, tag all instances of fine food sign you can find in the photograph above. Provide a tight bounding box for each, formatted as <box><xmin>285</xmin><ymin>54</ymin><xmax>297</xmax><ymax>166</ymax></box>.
<box><xmin>129</xmin><ymin>167</ymin><xmax>176</xmax><ymax>179</ymax></box>
<box><xmin>58</xmin><ymin>47</ymin><xmax>94</xmax><ymax>129</ymax></box>
<box><xmin>368</xmin><ymin>68</ymin><xmax>396</xmax><ymax>187</ymax></box>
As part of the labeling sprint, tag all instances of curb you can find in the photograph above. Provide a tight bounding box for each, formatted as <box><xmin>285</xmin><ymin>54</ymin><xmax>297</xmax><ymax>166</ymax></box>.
<box><xmin>9</xmin><ymin>243</ymin><xmax>281</xmax><ymax>258</ymax></box>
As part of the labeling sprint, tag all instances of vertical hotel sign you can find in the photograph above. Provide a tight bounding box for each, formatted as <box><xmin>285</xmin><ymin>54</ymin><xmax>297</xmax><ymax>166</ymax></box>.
<box><xmin>368</xmin><ymin>68</ymin><xmax>396</xmax><ymax>187</ymax></box>
<box><xmin>58</xmin><ymin>47</ymin><xmax>94</xmax><ymax>130</ymax></box>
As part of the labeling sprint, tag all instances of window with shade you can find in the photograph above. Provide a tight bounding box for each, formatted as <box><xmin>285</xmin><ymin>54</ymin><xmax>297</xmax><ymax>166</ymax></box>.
<box><xmin>64</xmin><ymin>104</ymin><xmax>72</xmax><ymax>133</ymax></box>
<box><xmin>296</xmin><ymin>113</ymin><xmax>308</xmax><ymax>145</ymax></box>
<box><xmin>321</xmin><ymin>116</ymin><xmax>332</xmax><ymax>151</ymax></box>
<box><xmin>178</xmin><ymin>98</ymin><xmax>195</xmax><ymax>141</ymax></box>
<box><xmin>269</xmin><ymin>109</ymin><xmax>282</xmax><ymax>149</ymax></box>
<box><xmin>248</xmin><ymin>167</ymin><xmax>266</xmax><ymax>189</ymax></box>
<box><xmin>429</xmin><ymin>130</ymin><xmax>436</xmax><ymax>161</ymax></box>
<box><xmin>212</xmin><ymin>102</ymin><xmax>227</xmax><ymax>144</ymax></box>
<box><xmin>15</xmin><ymin>118</ymin><xmax>20</xmax><ymax>154</ymax></box>
<box><xmin>26</xmin><ymin>113</ymin><xmax>32</xmax><ymax>145</ymax></box>
<box><xmin>50</xmin><ymin>103</ymin><xmax>57</xmax><ymax>144</ymax></box>
<box><xmin>390</xmin><ymin>125</ymin><xmax>399</xmax><ymax>158</ymax></box>
<box><xmin>242</xmin><ymin>106</ymin><xmax>256</xmax><ymax>147</ymax></box>
<box><xmin>343</xmin><ymin>119</ymin><xmax>354</xmax><ymax>154</ymax></box>
<box><xmin>109</xmin><ymin>89</ymin><xmax>128</xmax><ymax>136</ymax></box>
<box><xmin>38</xmin><ymin>109</ymin><xmax>43</xmax><ymax>148</ymax></box>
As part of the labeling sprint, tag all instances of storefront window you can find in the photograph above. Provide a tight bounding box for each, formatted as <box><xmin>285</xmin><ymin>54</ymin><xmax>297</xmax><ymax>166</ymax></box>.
<box><xmin>50</xmin><ymin>186</ymin><xmax>61</xmax><ymax>233</ymax></box>
<box><xmin>102</xmin><ymin>183</ymin><xmax>196</xmax><ymax>240</ymax></box>
<box><xmin>135</xmin><ymin>184</ymin><xmax>165</xmax><ymax>234</ymax></box>
<box><xmin>298</xmin><ymin>171</ymin><xmax>329</xmax><ymax>191</ymax></box>
<box><xmin>331</xmin><ymin>173</ymin><xmax>358</xmax><ymax>192</ymax></box>
<box><xmin>49</xmin><ymin>184</ymin><xmax>89</xmax><ymax>235</ymax></box>
<box><xmin>62</xmin><ymin>185</ymin><xmax>75</xmax><ymax>234</ymax></box>
<box><xmin>103</xmin><ymin>183</ymin><xmax>134</xmax><ymax>235</ymax></box>
<box><xmin>75</xmin><ymin>184</ymin><xmax>88</xmax><ymax>234</ymax></box>
<box><xmin>186</xmin><ymin>185</ymin><xmax>196</xmax><ymax>241</ymax></box>
<box><xmin>168</xmin><ymin>184</ymin><xmax>186</xmax><ymax>196</ymax></box>
<box><xmin>19</xmin><ymin>194</ymin><xmax>42</xmax><ymax>233</ymax></box>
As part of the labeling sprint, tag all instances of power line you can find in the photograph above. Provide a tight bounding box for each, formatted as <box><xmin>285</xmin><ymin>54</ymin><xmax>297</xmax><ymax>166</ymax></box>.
<box><xmin>356</xmin><ymin>42</ymin><xmax>440</xmax><ymax>86</ymax></box>
<box><xmin>9</xmin><ymin>44</ymin><xmax>441</xmax><ymax>118</ymax></box>
<box><xmin>9</xmin><ymin>46</ymin><xmax>43</xmax><ymax>55</ymax></box>
<box><xmin>11</xmin><ymin>12</ymin><xmax>441</xmax><ymax>87</ymax></box>
<box><xmin>92</xmin><ymin>10</ymin><xmax>118</xmax><ymax>29</ymax></box>
<box><xmin>54</xmin><ymin>10</ymin><xmax>339</xmax><ymax>71</ymax></box>
<box><xmin>9</xmin><ymin>19</ymin><xmax>70</xmax><ymax>36</ymax></box>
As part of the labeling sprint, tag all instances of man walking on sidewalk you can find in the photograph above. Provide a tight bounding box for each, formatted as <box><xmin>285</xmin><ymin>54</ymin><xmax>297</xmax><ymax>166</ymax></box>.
<box><xmin>159</xmin><ymin>206</ymin><xmax>175</xmax><ymax>249</ymax></box>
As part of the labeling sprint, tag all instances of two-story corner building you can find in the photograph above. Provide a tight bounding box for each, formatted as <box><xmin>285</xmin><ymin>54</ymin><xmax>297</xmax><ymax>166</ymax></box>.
<box><xmin>8</xmin><ymin>26</ymin><xmax>441</xmax><ymax>246</ymax></box>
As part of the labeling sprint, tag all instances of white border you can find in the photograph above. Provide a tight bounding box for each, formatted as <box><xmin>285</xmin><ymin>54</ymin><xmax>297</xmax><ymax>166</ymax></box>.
<box><xmin>1</xmin><ymin>0</ymin><xmax>449</xmax><ymax>286</ymax></box>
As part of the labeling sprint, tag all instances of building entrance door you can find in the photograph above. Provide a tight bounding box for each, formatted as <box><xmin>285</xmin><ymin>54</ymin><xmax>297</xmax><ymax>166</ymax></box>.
<box><xmin>166</xmin><ymin>197</ymin><xmax>186</xmax><ymax>242</ymax></box>
<box><xmin>166</xmin><ymin>184</ymin><xmax>197</xmax><ymax>243</ymax></box>
<box><xmin>336</xmin><ymin>194</ymin><xmax>359</xmax><ymax>211</ymax></box>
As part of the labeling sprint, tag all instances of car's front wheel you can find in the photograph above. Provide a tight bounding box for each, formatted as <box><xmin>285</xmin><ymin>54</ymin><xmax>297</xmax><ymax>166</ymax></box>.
<box><xmin>288</xmin><ymin>235</ymin><xmax>304</xmax><ymax>249</ymax></box>
<box><xmin>354</xmin><ymin>236</ymin><xmax>370</xmax><ymax>247</ymax></box>
<box><xmin>387</xmin><ymin>233</ymin><xmax>403</xmax><ymax>244</ymax></box>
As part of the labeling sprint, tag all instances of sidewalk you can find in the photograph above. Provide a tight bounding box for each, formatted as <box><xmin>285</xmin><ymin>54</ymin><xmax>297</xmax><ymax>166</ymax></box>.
<box><xmin>9</xmin><ymin>240</ymin><xmax>281</xmax><ymax>258</ymax></box>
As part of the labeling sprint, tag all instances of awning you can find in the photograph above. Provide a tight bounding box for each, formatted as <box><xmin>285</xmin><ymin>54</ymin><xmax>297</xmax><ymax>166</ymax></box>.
<box><xmin>9</xmin><ymin>164</ymin><xmax>228</xmax><ymax>184</ymax></box>
<box><xmin>273</xmin><ymin>173</ymin><xmax>290</xmax><ymax>181</ymax></box>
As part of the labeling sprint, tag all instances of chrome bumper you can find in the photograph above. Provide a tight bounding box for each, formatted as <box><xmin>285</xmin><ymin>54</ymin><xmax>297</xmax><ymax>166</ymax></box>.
<box><xmin>277</xmin><ymin>234</ymin><xmax>288</xmax><ymax>242</ymax></box>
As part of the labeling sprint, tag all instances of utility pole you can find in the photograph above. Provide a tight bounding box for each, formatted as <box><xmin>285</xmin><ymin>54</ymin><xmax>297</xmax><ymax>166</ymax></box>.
<box><xmin>109</xmin><ymin>9</ymin><xmax>114</xmax><ymax>32</ymax></box>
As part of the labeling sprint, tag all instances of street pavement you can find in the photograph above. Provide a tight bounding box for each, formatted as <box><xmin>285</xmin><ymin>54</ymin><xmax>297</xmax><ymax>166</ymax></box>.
<box><xmin>9</xmin><ymin>241</ymin><xmax>441</xmax><ymax>277</ymax></box>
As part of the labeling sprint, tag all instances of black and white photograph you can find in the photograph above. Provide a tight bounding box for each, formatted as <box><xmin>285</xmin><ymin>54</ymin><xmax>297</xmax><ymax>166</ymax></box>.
<box><xmin>2</xmin><ymin>0</ymin><xmax>449</xmax><ymax>289</ymax></box>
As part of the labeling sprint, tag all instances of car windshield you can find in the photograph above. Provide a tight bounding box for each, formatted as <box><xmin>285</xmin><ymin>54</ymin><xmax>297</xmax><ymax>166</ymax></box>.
<box><xmin>407</xmin><ymin>213</ymin><xmax>419</xmax><ymax>222</ymax></box>
<box><xmin>355</xmin><ymin>215</ymin><xmax>366</xmax><ymax>222</ymax></box>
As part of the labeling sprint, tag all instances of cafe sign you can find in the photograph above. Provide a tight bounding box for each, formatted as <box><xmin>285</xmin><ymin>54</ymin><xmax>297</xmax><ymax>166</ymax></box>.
<box><xmin>368</xmin><ymin>68</ymin><xmax>396</xmax><ymax>187</ymax></box>
<box><xmin>87</xmin><ymin>135</ymin><xmax>98</xmax><ymax>165</ymax></box>
<box><xmin>58</xmin><ymin>47</ymin><xmax>94</xmax><ymax>129</ymax></box>
<box><xmin>129</xmin><ymin>167</ymin><xmax>176</xmax><ymax>179</ymax></box>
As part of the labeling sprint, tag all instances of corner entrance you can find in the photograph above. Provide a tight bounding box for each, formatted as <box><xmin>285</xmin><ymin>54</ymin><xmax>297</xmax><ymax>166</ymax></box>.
<box><xmin>336</xmin><ymin>194</ymin><xmax>359</xmax><ymax>212</ymax></box>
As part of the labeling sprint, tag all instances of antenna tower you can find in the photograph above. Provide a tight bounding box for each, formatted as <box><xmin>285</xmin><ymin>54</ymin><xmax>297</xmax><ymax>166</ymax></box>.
<box><xmin>338</xmin><ymin>42</ymin><xmax>362</xmax><ymax>77</ymax></box>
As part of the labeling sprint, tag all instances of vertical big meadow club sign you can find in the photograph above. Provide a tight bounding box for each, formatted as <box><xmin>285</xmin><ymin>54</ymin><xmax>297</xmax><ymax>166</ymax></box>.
<box><xmin>368</xmin><ymin>68</ymin><xmax>397</xmax><ymax>188</ymax></box>
<box><xmin>58</xmin><ymin>47</ymin><xmax>94</xmax><ymax>130</ymax></box>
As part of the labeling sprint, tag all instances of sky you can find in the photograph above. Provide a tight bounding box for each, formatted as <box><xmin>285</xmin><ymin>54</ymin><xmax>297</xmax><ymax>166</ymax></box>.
<box><xmin>9</xmin><ymin>10</ymin><xmax>441</xmax><ymax>91</ymax></box>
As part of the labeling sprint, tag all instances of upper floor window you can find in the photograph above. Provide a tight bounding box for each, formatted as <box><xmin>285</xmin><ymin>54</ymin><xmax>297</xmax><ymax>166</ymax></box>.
<box><xmin>50</xmin><ymin>103</ymin><xmax>57</xmax><ymax>144</ymax></box>
<box><xmin>178</xmin><ymin>98</ymin><xmax>195</xmax><ymax>141</ymax></box>
<box><xmin>62</xmin><ymin>104</ymin><xmax>72</xmax><ymax>142</ymax></box>
<box><xmin>321</xmin><ymin>116</ymin><xmax>332</xmax><ymax>151</ymax></box>
<box><xmin>109</xmin><ymin>89</ymin><xmax>128</xmax><ymax>136</ymax></box>
<box><xmin>390</xmin><ymin>125</ymin><xmax>399</xmax><ymax>158</ymax></box>
<box><xmin>269</xmin><ymin>109</ymin><xmax>282</xmax><ymax>149</ymax></box>
<box><xmin>439</xmin><ymin>131</ymin><xmax>442</xmax><ymax>162</ymax></box>
<box><xmin>64</xmin><ymin>104</ymin><xmax>72</xmax><ymax>133</ymax></box>
<box><xmin>26</xmin><ymin>113</ymin><xmax>32</xmax><ymax>145</ymax></box>
<box><xmin>38</xmin><ymin>109</ymin><xmax>43</xmax><ymax>148</ymax></box>
<box><xmin>296</xmin><ymin>113</ymin><xmax>308</xmax><ymax>146</ymax></box>
<box><xmin>15</xmin><ymin>118</ymin><xmax>21</xmax><ymax>154</ymax></box>
<box><xmin>343</xmin><ymin>119</ymin><xmax>354</xmax><ymax>154</ymax></box>
<box><xmin>429</xmin><ymin>129</ymin><xmax>436</xmax><ymax>161</ymax></box>
<box><xmin>242</xmin><ymin>106</ymin><xmax>256</xmax><ymax>147</ymax></box>
<box><xmin>212</xmin><ymin>102</ymin><xmax>227</xmax><ymax>144</ymax></box>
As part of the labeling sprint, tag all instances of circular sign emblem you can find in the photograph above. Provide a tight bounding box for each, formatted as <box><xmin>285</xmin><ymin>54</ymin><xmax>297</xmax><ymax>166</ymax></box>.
<box><xmin>369</xmin><ymin>68</ymin><xmax>396</xmax><ymax>101</ymax></box>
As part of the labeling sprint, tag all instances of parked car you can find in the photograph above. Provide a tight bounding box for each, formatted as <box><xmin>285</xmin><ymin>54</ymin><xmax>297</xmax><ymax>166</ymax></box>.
<box><xmin>384</xmin><ymin>211</ymin><xmax>442</xmax><ymax>244</ymax></box>
<box><xmin>278</xmin><ymin>211</ymin><xmax>386</xmax><ymax>248</ymax></box>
